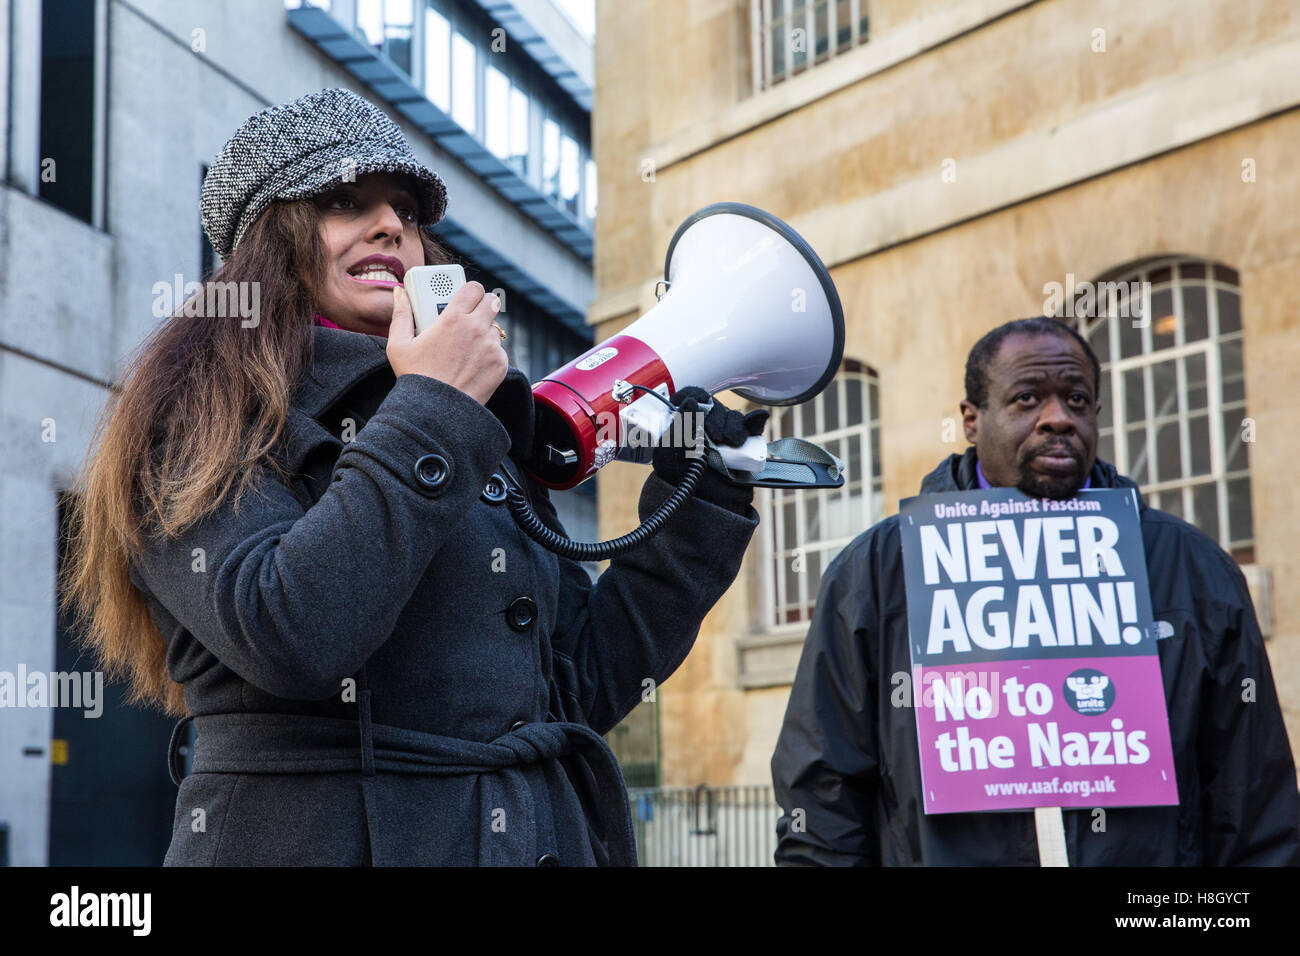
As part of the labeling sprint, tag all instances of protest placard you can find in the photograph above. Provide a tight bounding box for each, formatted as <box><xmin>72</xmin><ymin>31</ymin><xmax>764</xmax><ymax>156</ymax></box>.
<box><xmin>897</xmin><ymin>486</ymin><xmax>1178</xmax><ymax>814</ymax></box>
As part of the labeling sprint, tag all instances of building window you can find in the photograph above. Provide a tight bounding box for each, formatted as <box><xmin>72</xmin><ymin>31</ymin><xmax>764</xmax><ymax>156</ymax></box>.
<box><xmin>762</xmin><ymin>360</ymin><xmax>882</xmax><ymax>628</ymax></box>
<box><xmin>542</xmin><ymin>118</ymin><xmax>561</xmax><ymax>199</ymax></box>
<box><xmin>755</xmin><ymin>0</ymin><xmax>869</xmax><ymax>90</ymax></box>
<box><xmin>451</xmin><ymin>31</ymin><xmax>478</xmax><ymax>133</ymax></box>
<box><xmin>484</xmin><ymin>65</ymin><xmax>511</xmax><ymax>158</ymax></box>
<box><xmin>484</xmin><ymin>66</ymin><xmax>531</xmax><ymax>178</ymax></box>
<box><xmin>38</xmin><ymin>0</ymin><xmax>102</xmax><ymax>224</ymax></box>
<box><xmin>559</xmin><ymin>135</ymin><xmax>580</xmax><ymax>216</ymax></box>
<box><xmin>422</xmin><ymin>5</ymin><xmax>451</xmax><ymax>111</ymax></box>
<box><xmin>1074</xmin><ymin>258</ymin><xmax>1253</xmax><ymax>562</ymax></box>
<box><xmin>356</xmin><ymin>0</ymin><xmax>414</xmax><ymax>74</ymax></box>
<box><xmin>508</xmin><ymin>86</ymin><xmax>530</xmax><ymax>177</ymax></box>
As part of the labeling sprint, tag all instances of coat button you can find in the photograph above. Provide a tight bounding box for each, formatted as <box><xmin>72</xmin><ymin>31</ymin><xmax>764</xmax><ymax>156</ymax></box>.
<box><xmin>413</xmin><ymin>453</ymin><xmax>451</xmax><ymax>494</ymax></box>
<box><xmin>536</xmin><ymin>853</ymin><xmax>561</xmax><ymax>867</ymax></box>
<box><xmin>481</xmin><ymin>472</ymin><xmax>508</xmax><ymax>504</ymax></box>
<box><xmin>506</xmin><ymin>596</ymin><xmax>538</xmax><ymax>632</ymax></box>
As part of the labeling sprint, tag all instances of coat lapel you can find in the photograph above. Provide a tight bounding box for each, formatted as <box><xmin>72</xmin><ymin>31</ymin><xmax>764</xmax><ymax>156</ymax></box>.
<box><xmin>291</xmin><ymin>325</ymin><xmax>537</xmax><ymax>465</ymax></box>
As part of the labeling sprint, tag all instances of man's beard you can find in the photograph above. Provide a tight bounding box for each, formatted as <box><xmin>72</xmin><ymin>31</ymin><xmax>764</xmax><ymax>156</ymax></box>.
<box><xmin>1015</xmin><ymin>449</ymin><xmax>1088</xmax><ymax>500</ymax></box>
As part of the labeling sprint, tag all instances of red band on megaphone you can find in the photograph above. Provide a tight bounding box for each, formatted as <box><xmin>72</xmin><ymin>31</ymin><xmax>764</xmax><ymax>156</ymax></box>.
<box><xmin>527</xmin><ymin>333</ymin><xmax>675</xmax><ymax>490</ymax></box>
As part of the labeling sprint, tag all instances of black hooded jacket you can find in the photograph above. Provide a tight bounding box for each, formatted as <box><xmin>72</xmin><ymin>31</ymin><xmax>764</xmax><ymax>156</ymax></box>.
<box><xmin>771</xmin><ymin>447</ymin><xmax>1299</xmax><ymax>865</ymax></box>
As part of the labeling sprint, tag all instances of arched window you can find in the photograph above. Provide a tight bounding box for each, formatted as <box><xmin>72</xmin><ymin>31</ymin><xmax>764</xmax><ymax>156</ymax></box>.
<box><xmin>760</xmin><ymin>359</ymin><xmax>882</xmax><ymax>629</ymax></box>
<box><xmin>1073</xmin><ymin>257</ymin><xmax>1253</xmax><ymax>562</ymax></box>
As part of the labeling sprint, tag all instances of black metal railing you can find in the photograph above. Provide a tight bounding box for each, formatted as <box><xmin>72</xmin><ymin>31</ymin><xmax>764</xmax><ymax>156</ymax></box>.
<box><xmin>627</xmin><ymin>785</ymin><xmax>780</xmax><ymax>866</ymax></box>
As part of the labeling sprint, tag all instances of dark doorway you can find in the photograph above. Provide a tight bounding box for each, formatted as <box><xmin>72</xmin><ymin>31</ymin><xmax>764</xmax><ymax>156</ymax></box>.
<box><xmin>48</xmin><ymin>492</ymin><xmax>178</xmax><ymax>865</ymax></box>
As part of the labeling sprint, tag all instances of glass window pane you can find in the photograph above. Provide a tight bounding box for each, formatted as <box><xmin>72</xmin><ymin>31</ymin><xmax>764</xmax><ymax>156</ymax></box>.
<box><xmin>807</xmin><ymin>549</ymin><xmax>823</xmax><ymax>591</ymax></box>
<box><xmin>1097</xmin><ymin>369</ymin><xmax>1112</xmax><ymax>426</ymax></box>
<box><xmin>509</xmin><ymin>88</ymin><xmax>529</xmax><ymax>175</ymax></box>
<box><xmin>1184</xmin><ymin>352</ymin><xmax>1207</xmax><ymax>411</ymax></box>
<box><xmin>1155</xmin><ymin>421</ymin><xmax>1181</xmax><ymax>483</ymax></box>
<box><xmin>1220</xmin><ymin>338</ymin><xmax>1244</xmax><ymax>404</ymax></box>
<box><xmin>847</xmin><ymin>482</ymin><xmax>865</xmax><ymax>531</ymax></box>
<box><xmin>799</xmin><ymin>399</ymin><xmax>816</xmax><ymax>435</ymax></box>
<box><xmin>845</xmin><ymin>377</ymin><xmax>862</xmax><ymax>424</ymax></box>
<box><xmin>770</xmin><ymin>23</ymin><xmax>785</xmax><ymax>77</ymax></box>
<box><xmin>451</xmin><ymin>33</ymin><xmax>477</xmax><ymax>132</ymax></box>
<box><xmin>836</xmin><ymin>0</ymin><xmax>852</xmax><ymax>47</ymax></box>
<box><xmin>1123</xmin><ymin>368</ymin><xmax>1145</xmax><ymax>424</ymax></box>
<box><xmin>1223</xmin><ymin>410</ymin><xmax>1249</xmax><ymax>472</ymax></box>
<box><xmin>1087</xmin><ymin>317</ymin><xmax>1110</xmax><ymax>364</ymax></box>
<box><xmin>868</xmin><ymin>380</ymin><xmax>879</xmax><ymax>422</ymax></box>
<box><xmin>804</xmin><ymin>491</ymin><xmax>820</xmax><ymax>542</ymax></box>
<box><xmin>1192</xmin><ymin>481</ymin><xmax>1220</xmax><ymax>544</ymax></box>
<box><xmin>384</xmin><ymin>0</ymin><xmax>413</xmax><ymax>73</ymax></box>
<box><xmin>1161</xmin><ymin>489</ymin><xmax>1185</xmax><ymax>520</ymax></box>
<box><xmin>1146</xmin><ymin>288</ymin><xmax>1172</xmax><ymax>355</ymax></box>
<box><xmin>1181</xmin><ymin>284</ymin><xmax>1208</xmax><ymax>342</ymax></box>
<box><xmin>1180</xmin><ymin>263</ymin><xmax>1205</xmax><ymax>279</ymax></box>
<box><xmin>1217</xmin><ymin>288</ymin><xmax>1241</xmax><ymax>334</ymax></box>
<box><xmin>560</xmin><ymin>135</ymin><xmax>580</xmax><ymax>213</ymax></box>
<box><xmin>774</xmin><ymin>406</ymin><xmax>791</xmax><ymax>438</ymax></box>
<box><xmin>1188</xmin><ymin>413</ymin><xmax>1211</xmax><ymax>476</ymax></box>
<box><xmin>822</xmin><ymin>378</ymin><xmax>840</xmax><ymax>429</ymax></box>
<box><xmin>357</xmin><ymin>0</ymin><xmax>384</xmax><ymax>45</ymax></box>
<box><xmin>1150</xmin><ymin>359</ymin><xmax>1178</xmax><ymax>419</ymax></box>
<box><xmin>1126</xmin><ymin>425</ymin><xmax>1149</xmax><ymax>484</ymax></box>
<box><xmin>791</xmin><ymin>0</ymin><xmax>807</xmax><ymax>68</ymax></box>
<box><xmin>783</xmin><ymin>560</ymin><xmax>800</xmax><ymax>619</ymax></box>
<box><xmin>542</xmin><ymin>119</ymin><xmax>560</xmax><ymax>197</ymax></box>
<box><xmin>1152</xmin><ymin>302</ymin><xmax>1177</xmax><ymax>351</ymax></box>
<box><xmin>782</xmin><ymin>499</ymin><xmax>797</xmax><ymax>551</ymax></box>
<box><xmin>870</xmin><ymin>425</ymin><xmax>881</xmax><ymax>479</ymax></box>
<box><xmin>814</xmin><ymin>0</ymin><xmax>829</xmax><ymax>56</ymax></box>
<box><xmin>1120</xmin><ymin>299</ymin><xmax>1144</xmax><ymax>358</ymax></box>
<box><xmin>1213</xmin><ymin>264</ymin><xmax>1239</xmax><ymax>285</ymax></box>
<box><xmin>1097</xmin><ymin>431</ymin><xmax>1115</xmax><ymax>466</ymax></box>
<box><xmin>485</xmin><ymin>66</ymin><xmax>510</xmax><ymax>157</ymax></box>
<box><xmin>1227</xmin><ymin>476</ymin><xmax>1253</xmax><ymax>544</ymax></box>
<box><xmin>423</xmin><ymin>8</ymin><xmax>450</xmax><ymax>111</ymax></box>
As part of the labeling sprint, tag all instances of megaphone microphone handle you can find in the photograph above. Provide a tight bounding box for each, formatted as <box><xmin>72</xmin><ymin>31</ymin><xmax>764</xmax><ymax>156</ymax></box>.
<box><xmin>502</xmin><ymin>418</ymin><xmax>708</xmax><ymax>562</ymax></box>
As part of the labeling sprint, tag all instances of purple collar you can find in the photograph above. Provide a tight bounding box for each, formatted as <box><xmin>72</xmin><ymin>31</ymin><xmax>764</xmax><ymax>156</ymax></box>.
<box><xmin>976</xmin><ymin>459</ymin><xmax>1091</xmax><ymax>491</ymax></box>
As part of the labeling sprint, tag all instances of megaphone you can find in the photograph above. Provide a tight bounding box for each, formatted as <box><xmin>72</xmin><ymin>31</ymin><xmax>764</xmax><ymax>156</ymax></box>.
<box><xmin>524</xmin><ymin>202</ymin><xmax>845</xmax><ymax>490</ymax></box>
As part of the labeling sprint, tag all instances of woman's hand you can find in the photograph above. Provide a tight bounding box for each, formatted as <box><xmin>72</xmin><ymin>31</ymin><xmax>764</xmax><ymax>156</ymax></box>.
<box><xmin>651</xmin><ymin>387</ymin><xmax>768</xmax><ymax>513</ymax></box>
<box><xmin>387</xmin><ymin>281</ymin><xmax>508</xmax><ymax>406</ymax></box>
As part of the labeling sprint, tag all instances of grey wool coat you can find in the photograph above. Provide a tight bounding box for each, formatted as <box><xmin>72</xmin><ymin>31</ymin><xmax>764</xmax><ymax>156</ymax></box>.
<box><xmin>128</xmin><ymin>325</ymin><xmax>759</xmax><ymax>866</ymax></box>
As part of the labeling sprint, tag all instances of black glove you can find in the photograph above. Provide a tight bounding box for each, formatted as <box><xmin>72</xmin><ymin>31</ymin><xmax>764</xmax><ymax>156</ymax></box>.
<box><xmin>652</xmin><ymin>386</ymin><xmax>769</xmax><ymax>513</ymax></box>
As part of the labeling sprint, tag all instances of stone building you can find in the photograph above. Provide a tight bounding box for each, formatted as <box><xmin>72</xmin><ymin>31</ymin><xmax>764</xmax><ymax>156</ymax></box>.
<box><xmin>590</xmin><ymin>0</ymin><xmax>1300</xmax><ymax>800</ymax></box>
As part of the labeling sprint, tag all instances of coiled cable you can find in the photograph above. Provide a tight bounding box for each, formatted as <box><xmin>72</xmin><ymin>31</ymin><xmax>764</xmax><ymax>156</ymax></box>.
<box><xmin>502</xmin><ymin>413</ymin><xmax>708</xmax><ymax>561</ymax></box>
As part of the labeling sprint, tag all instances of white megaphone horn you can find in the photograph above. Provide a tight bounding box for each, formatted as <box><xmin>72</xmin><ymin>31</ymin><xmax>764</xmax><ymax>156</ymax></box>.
<box><xmin>524</xmin><ymin>202</ymin><xmax>846</xmax><ymax>491</ymax></box>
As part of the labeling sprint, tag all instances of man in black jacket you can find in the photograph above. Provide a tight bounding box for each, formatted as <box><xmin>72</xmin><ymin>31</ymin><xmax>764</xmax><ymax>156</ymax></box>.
<box><xmin>771</xmin><ymin>317</ymin><xmax>1300</xmax><ymax>865</ymax></box>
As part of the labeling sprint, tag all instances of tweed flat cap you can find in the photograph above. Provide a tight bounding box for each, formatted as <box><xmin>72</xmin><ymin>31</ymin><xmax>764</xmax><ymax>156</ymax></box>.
<box><xmin>201</xmin><ymin>87</ymin><xmax>448</xmax><ymax>260</ymax></box>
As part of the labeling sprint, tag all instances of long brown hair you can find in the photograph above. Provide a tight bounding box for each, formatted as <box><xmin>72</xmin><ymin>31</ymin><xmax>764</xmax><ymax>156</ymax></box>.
<box><xmin>59</xmin><ymin>198</ymin><xmax>450</xmax><ymax>717</ymax></box>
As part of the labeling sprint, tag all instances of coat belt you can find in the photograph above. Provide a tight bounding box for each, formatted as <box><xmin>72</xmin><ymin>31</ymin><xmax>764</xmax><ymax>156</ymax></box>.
<box><xmin>166</xmin><ymin>709</ymin><xmax>637</xmax><ymax>866</ymax></box>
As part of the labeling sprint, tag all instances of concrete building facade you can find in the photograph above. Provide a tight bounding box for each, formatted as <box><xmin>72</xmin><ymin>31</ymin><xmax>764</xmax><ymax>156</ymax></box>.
<box><xmin>0</xmin><ymin>0</ymin><xmax>595</xmax><ymax>865</ymax></box>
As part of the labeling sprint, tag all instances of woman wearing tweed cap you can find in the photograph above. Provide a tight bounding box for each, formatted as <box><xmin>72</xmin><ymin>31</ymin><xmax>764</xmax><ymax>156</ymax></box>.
<box><xmin>61</xmin><ymin>88</ymin><xmax>761</xmax><ymax>865</ymax></box>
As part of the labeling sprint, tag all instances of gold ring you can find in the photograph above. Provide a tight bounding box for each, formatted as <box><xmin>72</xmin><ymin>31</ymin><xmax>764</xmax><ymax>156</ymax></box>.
<box><xmin>490</xmin><ymin>322</ymin><xmax>506</xmax><ymax>342</ymax></box>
